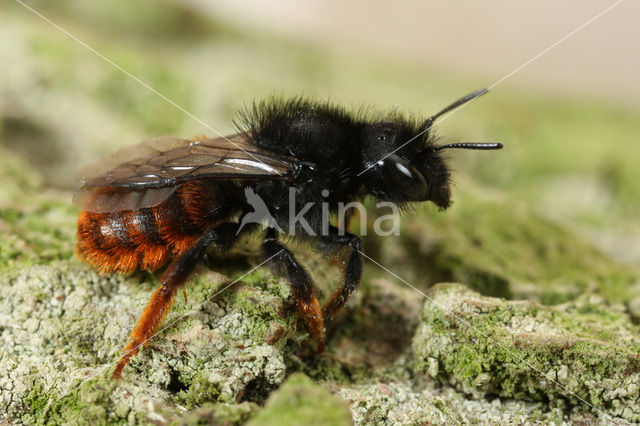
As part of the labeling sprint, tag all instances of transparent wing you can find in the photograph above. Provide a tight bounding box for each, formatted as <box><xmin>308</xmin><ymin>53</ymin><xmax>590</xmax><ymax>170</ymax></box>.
<box><xmin>74</xmin><ymin>134</ymin><xmax>306</xmax><ymax>213</ymax></box>
<box><xmin>76</xmin><ymin>134</ymin><xmax>299</xmax><ymax>188</ymax></box>
<box><xmin>73</xmin><ymin>186</ymin><xmax>179</xmax><ymax>213</ymax></box>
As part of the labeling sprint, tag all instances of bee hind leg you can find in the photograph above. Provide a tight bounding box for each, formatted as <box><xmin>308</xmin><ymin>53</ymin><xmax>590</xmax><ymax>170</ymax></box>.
<box><xmin>262</xmin><ymin>227</ymin><xmax>325</xmax><ymax>351</ymax></box>
<box><xmin>113</xmin><ymin>222</ymin><xmax>247</xmax><ymax>378</ymax></box>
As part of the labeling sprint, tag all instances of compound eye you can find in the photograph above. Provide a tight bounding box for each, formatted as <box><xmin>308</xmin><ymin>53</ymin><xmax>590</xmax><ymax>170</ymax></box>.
<box><xmin>392</xmin><ymin>160</ymin><xmax>414</xmax><ymax>180</ymax></box>
<box><xmin>379</xmin><ymin>154</ymin><xmax>428</xmax><ymax>201</ymax></box>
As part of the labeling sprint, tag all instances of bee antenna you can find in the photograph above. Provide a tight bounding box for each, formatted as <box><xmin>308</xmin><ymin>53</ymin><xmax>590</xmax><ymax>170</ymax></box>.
<box><xmin>432</xmin><ymin>142</ymin><xmax>503</xmax><ymax>152</ymax></box>
<box><xmin>423</xmin><ymin>88</ymin><xmax>488</xmax><ymax>131</ymax></box>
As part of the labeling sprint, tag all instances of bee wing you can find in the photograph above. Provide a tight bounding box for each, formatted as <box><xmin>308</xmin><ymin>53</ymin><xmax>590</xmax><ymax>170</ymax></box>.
<box><xmin>76</xmin><ymin>134</ymin><xmax>299</xmax><ymax>188</ymax></box>
<box><xmin>73</xmin><ymin>185</ymin><xmax>180</xmax><ymax>213</ymax></box>
<box><xmin>75</xmin><ymin>134</ymin><xmax>306</xmax><ymax>212</ymax></box>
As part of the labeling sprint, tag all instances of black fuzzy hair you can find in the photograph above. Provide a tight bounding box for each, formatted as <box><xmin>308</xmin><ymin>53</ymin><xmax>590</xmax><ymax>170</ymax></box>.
<box><xmin>233</xmin><ymin>96</ymin><xmax>432</xmax><ymax>149</ymax></box>
<box><xmin>234</xmin><ymin>96</ymin><xmax>354</xmax><ymax>137</ymax></box>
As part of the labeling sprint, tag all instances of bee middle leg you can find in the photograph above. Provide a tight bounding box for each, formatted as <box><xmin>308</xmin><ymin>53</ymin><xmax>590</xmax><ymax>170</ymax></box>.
<box><xmin>113</xmin><ymin>221</ymin><xmax>253</xmax><ymax>378</ymax></box>
<box><xmin>261</xmin><ymin>227</ymin><xmax>325</xmax><ymax>351</ymax></box>
<box><xmin>316</xmin><ymin>226</ymin><xmax>363</xmax><ymax>319</ymax></box>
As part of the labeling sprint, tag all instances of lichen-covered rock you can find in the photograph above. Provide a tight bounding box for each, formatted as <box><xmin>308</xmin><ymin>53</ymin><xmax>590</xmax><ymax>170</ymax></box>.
<box><xmin>412</xmin><ymin>283</ymin><xmax>640</xmax><ymax>422</ymax></box>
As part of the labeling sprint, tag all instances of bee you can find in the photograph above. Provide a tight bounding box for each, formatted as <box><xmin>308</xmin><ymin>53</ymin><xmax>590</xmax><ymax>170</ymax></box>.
<box><xmin>75</xmin><ymin>89</ymin><xmax>502</xmax><ymax>377</ymax></box>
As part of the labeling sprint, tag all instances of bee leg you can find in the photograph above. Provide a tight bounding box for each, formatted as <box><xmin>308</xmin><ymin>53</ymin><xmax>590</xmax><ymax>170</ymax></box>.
<box><xmin>262</xmin><ymin>227</ymin><xmax>325</xmax><ymax>351</ymax></box>
<box><xmin>113</xmin><ymin>223</ymin><xmax>243</xmax><ymax>378</ymax></box>
<box><xmin>318</xmin><ymin>227</ymin><xmax>363</xmax><ymax>319</ymax></box>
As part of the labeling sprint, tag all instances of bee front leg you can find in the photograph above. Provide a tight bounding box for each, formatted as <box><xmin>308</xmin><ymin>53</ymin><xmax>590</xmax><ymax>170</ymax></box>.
<box><xmin>317</xmin><ymin>227</ymin><xmax>363</xmax><ymax>319</ymax></box>
<box><xmin>261</xmin><ymin>227</ymin><xmax>325</xmax><ymax>351</ymax></box>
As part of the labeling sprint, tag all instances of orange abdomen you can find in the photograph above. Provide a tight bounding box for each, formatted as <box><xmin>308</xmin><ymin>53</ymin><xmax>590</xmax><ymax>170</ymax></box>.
<box><xmin>77</xmin><ymin>180</ymin><xmax>237</xmax><ymax>273</ymax></box>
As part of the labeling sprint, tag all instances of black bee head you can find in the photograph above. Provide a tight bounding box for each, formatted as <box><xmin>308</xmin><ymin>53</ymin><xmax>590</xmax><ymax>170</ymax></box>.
<box><xmin>359</xmin><ymin>120</ymin><xmax>445</xmax><ymax>207</ymax></box>
<box><xmin>359</xmin><ymin>119</ymin><xmax>502</xmax><ymax>209</ymax></box>
<box><xmin>358</xmin><ymin>89</ymin><xmax>503</xmax><ymax>208</ymax></box>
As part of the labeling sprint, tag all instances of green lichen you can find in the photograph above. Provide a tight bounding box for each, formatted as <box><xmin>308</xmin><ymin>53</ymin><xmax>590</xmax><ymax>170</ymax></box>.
<box><xmin>412</xmin><ymin>283</ymin><xmax>640</xmax><ymax>422</ymax></box>
<box><xmin>23</xmin><ymin>377</ymin><xmax>139</xmax><ymax>425</ymax></box>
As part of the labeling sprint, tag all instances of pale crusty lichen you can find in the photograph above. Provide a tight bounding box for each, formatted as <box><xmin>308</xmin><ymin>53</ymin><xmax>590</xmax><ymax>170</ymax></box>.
<box><xmin>332</xmin><ymin>379</ymin><xmax>573</xmax><ymax>425</ymax></box>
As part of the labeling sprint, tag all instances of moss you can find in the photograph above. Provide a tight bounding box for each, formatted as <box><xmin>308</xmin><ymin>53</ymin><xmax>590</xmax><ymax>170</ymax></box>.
<box><xmin>22</xmin><ymin>377</ymin><xmax>119</xmax><ymax>425</ymax></box>
<box><xmin>246</xmin><ymin>373</ymin><xmax>352</xmax><ymax>426</ymax></box>
<box><xmin>23</xmin><ymin>382</ymin><xmax>51</xmax><ymax>415</ymax></box>
<box><xmin>178</xmin><ymin>402</ymin><xmax>258</xmax><ymax>426</ymax></box>
<box><xmin>0</xmin><ymin>202</ymin><xmax>76</xmax><ymax>262</ymax></box>
<box><xmin>412</xmin><ymin>283</ymin><xmax>640</xmax><ymax>422</ymax></box>
<box><xmin>175</xmin><ymin>374</ymin><xmax>222</xmax><ymax>410</ymax></box>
